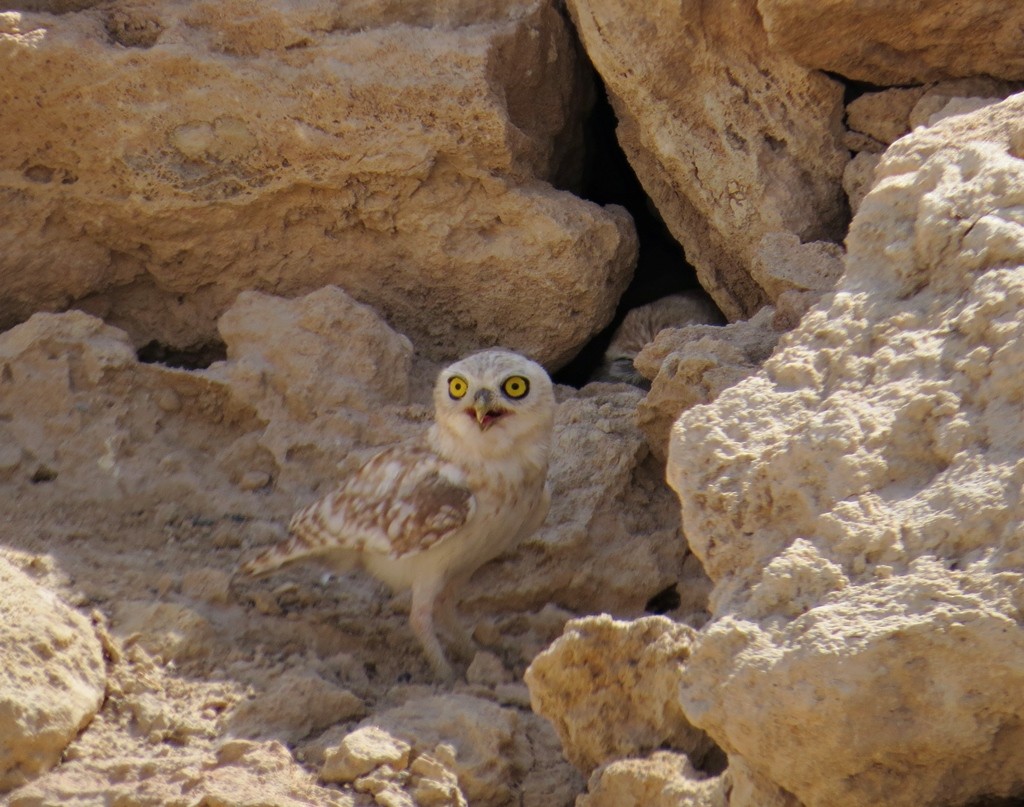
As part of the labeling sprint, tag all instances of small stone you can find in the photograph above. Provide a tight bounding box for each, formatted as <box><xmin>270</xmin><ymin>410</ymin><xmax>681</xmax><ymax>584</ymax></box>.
<box><xmin>181</xmin><ymin>567</ymin><xmax>232</xmax><ymax>605</ymax></box>
<box><xmin>239</xmin><ymin>470</ymin><xmax>271</xmax><ymax>491</ymax></box>
<box><xmin>154</xmin><ymin>388</ymin><xmax>181</xmax><ymax>412</ymax></box>
<box><xmin>465</xmin><ymin>652</ymin><xmax>512</xmax><ymax>688</ymax></box>
<box><xmin>321</xmin><ymin>726</ymin><xmax>412</xmax><ymax>784</ymax></box>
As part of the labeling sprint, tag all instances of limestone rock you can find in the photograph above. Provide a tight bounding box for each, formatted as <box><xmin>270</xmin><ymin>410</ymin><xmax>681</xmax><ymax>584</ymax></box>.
<box><xmin>321</xmin><ymin>726</ymin><xmax>411</xmax><ymax>784</ymax></box>
<box><xmin>112</xmin><ymin>601</ymin><xmax>217</xmax><ymax>664</ymax></box>
<box><xmin>322</xmin><ymin>694</ymin><xmax>544</xmax><ymax>807</ymax></box>
<box><xmin>229</xmin><ymin>671</ymin><xmax>365</xmax><ymax>744</ymax></box>
<box><xmin>525</xmin><ymin>615</ymin><xmax>713</xmax><ymax>773</ymax></box>
<box><xmin>635</xmin><ymin>308</ymin><xmax>783</xmax><ymax>460</ymax></box>
<box><xmin>579</xmin><ymin>752</ymin><xmax>725</xmax><ymax>807</ymax></box>
<box><xmin>759</xmin><ymin>0</ymin><xmax>1024</xmax><ymax>84</ymax></box>
<box><xmin>846</xmin><ymin>87</ymin><xmax>928</xmax><ymax>146</ymax></box>
<box><xmin>567</xmin><ymin>0</ymin><xmax>847</xmax><ymax>320</ymax></box>
<box><xmin>201</xmin><ymin>740</ymin><xmax>355</xmax><ymax>807</ymax></box>
<box><xmin>667</xmin><ymin>92</ymin><xmax>1024</xmax><ymax>806</ymax></box>
<box><xmin>842</xmin><ymin>151</ymin><xmax>881</xmax><ymax>216</ymax></box>
<box><xmin>750</xmin><ymin>233</ymin><xmax>844</xmax><ymax>303</ymax></box>
<box><xmin>215</xmin><ymin>287</ymin><xmax>414</xmax><ymax>417</ymax></box>
<box><xmin>0</xmin><ymin>1</ymin><xmax>635</xmax><ymax>369</ymax></box>
<box><xmin>0</xmin><ymin>558</ymin><xmax>106</xmax><ymax>791</ymax></box>
<box><xmin>0</xmin><ymin>309</ymin><xmax>272</xmax><ymax>508</ymax></box>
<box><xmin>907</xmin><ymin>78</ymin><xmax>1021</xmax><ymax>131</ymax></box>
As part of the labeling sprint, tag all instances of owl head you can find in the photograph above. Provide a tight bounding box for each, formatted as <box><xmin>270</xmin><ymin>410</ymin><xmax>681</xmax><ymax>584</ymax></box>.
<box><xmin>431</xmin><ymin>349</ymin><xmax>556</xmax><ymax>460</ymax></box>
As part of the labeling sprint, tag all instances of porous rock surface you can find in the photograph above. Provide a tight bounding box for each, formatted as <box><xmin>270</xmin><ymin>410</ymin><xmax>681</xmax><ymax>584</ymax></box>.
<box><xmin>321</xmin><ymin>693</ymin><xmax>579</xmax><ymax>807</ymax></box>
<box><xmin>578</xmin><ymin>752</ymin><xmax>724</xmax><ymax>807</ymax></box>
<box><xmin>667</xmin><ymin>92</ymin><xmax>1024</xmax><ymax>807</ymax></box>
<box><xmin>634</xmin><ymin>308</ymin><xmax>784</xmax><ymax>460</ymax></box>
<box><xmin>0</xmin><ymin>0</ymin><xmax>636</xmax><ymax>368</ymax></box>
<box><xmin>0</xmin><ymin>558</ymin><xmax>106</xmax><ymax>791</ymax></box>
<box><xmin>525</xmin><ymin>615</ymin><xmax>712</xmax><ymax>773</ymax></box>
<box><xmin>566</xmin><ymin>0</ymin><xmax>848</xmax><ymax>320</ymax></box>
<box><xmin>759</xmin><ymin>0</ymin><xmax>1024</xmax><ymax>85</ymax></box>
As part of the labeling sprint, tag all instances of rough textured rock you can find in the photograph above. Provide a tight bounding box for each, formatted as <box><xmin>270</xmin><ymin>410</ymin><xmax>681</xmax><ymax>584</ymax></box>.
<box><xmin>668</xmin><ymin>92</ymin><xmax>1024</xmax><ymax>806</ymax></box>
<box><xmin>906</xmin><ymin>78</ymin><xmax>1020</xmax><ymax>131</ymax></box>
<box><xmin>0</xmin><ymin>308</ymin><xmax>273</xmax><ymax>509</ymax></box>
<box><xmin>578</xmin><ymin>752</ymin><xmax>724</xmax><ymax>807</ymax></box>
<box><xmin>0</xmin><ymin>286</ymin><xmax>422</xmax><ymax>510</ymax></box>
<box><xmin>567</xmin><ymin>0</ymin><xmax>848</xmax><ymax>320</ymax></box>
<box><xmin>846</xmin><ymin>87</ymin><xmax>928</xmax><ymax>147</ymax></box>
<box><xmin>750</xmin><ymin>233</ymin><xmax>844</xmax><ymax>303</ymax></box>
<box><xmin>0</xmin><ymin>1</ymin><xmax>636</xmax><ymax>369</ymax></box>
<box><xmin>842</xmin><ymin>151</ymin><xmax>881</xmax><ymax>216</ymax></box>
<box><xmin>759</xmin><ymin>0</ymin><xmax>1024</xmax><ymax>85</ymax></box>
<box><xmin>322</xmin><ymin>694</ymin><xmax>570</xmax><ymax>807</ymax></box>
<box><xmin>635</xmin><ymin>308</ymin><xmax>783</xmax><ymax>459</ymax></box>
<box><xmin>525</xmin><ymin>615</ymin><xmax>713</xmax><ymax>773</ymax></box>
<box><xmin>229</xmin><ymin>670</ymin><xmax>364</xmax><ymax>743</ymax></box>
<box><xmin>0</xmin><ymin>558</ymin><xmax>106</xmax><ymax>791</ymax></box>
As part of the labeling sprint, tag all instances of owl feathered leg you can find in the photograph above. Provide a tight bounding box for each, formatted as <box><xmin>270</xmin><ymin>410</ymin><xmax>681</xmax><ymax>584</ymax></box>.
<box><xmin>435</xmin><ymin>580</ymin><xmax>475</xmax><ymax>663</ymax></box>
<box><xmin>409</xmin><ymin>577</ymin><xmax>454</xmax><ymax>682</ymax></box>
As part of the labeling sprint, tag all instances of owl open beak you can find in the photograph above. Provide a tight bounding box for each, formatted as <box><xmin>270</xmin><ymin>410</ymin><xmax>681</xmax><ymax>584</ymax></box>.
<box><xmin>470</xmin><ymin>389</ymin><xmax>508</xmax><ymax>430</ymax></box>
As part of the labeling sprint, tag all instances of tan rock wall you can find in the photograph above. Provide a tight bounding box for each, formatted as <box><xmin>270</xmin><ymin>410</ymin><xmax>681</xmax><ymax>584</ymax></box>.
<box><xmin>0</xmin><ymin>1</ymin><xmax>635</xmax><ymax>369</ymax></box>
<box><xmin>667</xmin><ymin>92</ymin><xmax>1024</xmax><ymax>807</ymax></box>
<box><xmin>759</xmin><ymin>0</ymin><xmax>1024</xmax><ymax>84</ymax></box>
<box><xmin>566</xmin><ymin>0</ymin><xmax>848</xmax><ymax>320</ymax></box>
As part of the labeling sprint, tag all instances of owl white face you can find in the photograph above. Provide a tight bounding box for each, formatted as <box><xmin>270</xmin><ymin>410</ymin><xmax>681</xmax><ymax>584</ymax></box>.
<box><xmin>432</xmin><ymin>349</ymin><xmax>555</xmax><ymax>453</ymax></box>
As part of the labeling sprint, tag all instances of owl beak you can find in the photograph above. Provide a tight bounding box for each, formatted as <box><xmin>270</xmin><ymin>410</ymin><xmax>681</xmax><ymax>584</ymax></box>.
<box><xmin>471</xmin><ymin>389</ymin><xmax>505</xmax><ymax>430</ymax></box>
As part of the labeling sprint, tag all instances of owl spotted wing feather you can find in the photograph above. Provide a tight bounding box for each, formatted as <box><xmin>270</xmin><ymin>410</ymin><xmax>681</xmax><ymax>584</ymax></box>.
<box><xmin>241</xmin><ymin>446</ymin><xmax>475</xmax><ymax>576</ymax></box>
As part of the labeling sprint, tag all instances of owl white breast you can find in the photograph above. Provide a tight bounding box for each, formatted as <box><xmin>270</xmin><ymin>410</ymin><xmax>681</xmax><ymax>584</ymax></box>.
<box><xmin>240</xmin><ymin>349</ymin><xmax>556</xmax><ymax>680</ymax></box>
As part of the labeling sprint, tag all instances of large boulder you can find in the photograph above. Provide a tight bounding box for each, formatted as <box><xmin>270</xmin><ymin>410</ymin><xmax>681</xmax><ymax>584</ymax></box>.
<box><xmin>0</xmin><ymin>0</ymin><xmax>635</xmax><ymax>368</ymax></box>
<box><xmin>668</xmin><ymin>93</ymin><xmax>1024</xmax><ymax>806</ymax></box>
<box><xmin>566</xmin><ymin>0</ymin><xmax>848</xmax><ymax>320</ymax></box>
<box><xmin>759</xmin><ymin>0</ymin><xmax>1024</xmax><ymax>85</ymax></box>
<box><xmin>0</xmin><ymin>559</ymin><xmax>106</xmax><ymax>791</ymax></box>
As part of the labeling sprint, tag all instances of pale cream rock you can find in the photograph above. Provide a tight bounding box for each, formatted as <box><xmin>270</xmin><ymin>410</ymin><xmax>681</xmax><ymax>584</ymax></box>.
<box><xmin>907</xmin><ymin>78</ymin><xmax>1021</xmax><ymax>131</ymax></box>
<box><xmin>759</xmin><ymin>0</ymin><xmax>1024</xmax><ymax>84</ymax></box>
<box><xmin>667</xmin><ymin>92</ymin><xmax>1024</xmax><ymax>806</ymax></box>
<box><xmin>846</xmin><ymin>87</ymin><xmax>928</xmax><ymax>146</ymax></box>
<box><xmin>567</xmin><ymin>0</ymin><xmax>847</xmax><ymax>320</ymax></box>
<box><xmin>842</xmin><ymin>151</ymin><xmax>881</xmax><ymax>216</ymax></box>
<box><xmin>0</xmin><ymin>558</ymin><xmax>106</xmax><ymax>791</ymax></box>
<box><xmin>636</xmin><ymin>308</ymin><xmax>783</xmax><ymax>459</ymax></box>
<box><xmin>750</xmin><ymin>233</ymin><xmax>845</xmax><ymax>302</ymax></box>
<box><xmin>525</xmin><ymin>615</ymin><xmax>713</xmax><ymax>773</ymax></box>
<box><xmin>579</xmin><ymin>752</ymin><xmax>725</xmax><ymax>807</ymax></box>
<box><xmin>230</xmin><ymin>671</ymin><xmax>364</xmax><ymax>744</ymax></box>
<box><xmin>324</xmin><ymin>694</ymin><xmax>551</xmax><ymax>807</ymax></box>
<box><xmin>0</xmin><ymin>0</ymin><xmax>635</xmax><ymax>369</ymax></box>
<box><xmin>321</xmin><ymin>726</ymin><xmax>411</xmax><ymax>784</ymax></box>
<box><xmin>112</xmin><ymin>601</ymin><xmax>217</xmax><ymax>663</ymax></box>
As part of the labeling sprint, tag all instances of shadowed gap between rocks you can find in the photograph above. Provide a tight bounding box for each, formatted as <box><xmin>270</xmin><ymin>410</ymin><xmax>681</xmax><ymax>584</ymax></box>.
<box><xmin>553</xmin><ymin>77</ymin><xmax>709</xmax><ymax>388</ymax></box>
<box><xmin>136</xmin><ymin>339</ymin><xmax>227</xmax><ymax>370</ymax></box>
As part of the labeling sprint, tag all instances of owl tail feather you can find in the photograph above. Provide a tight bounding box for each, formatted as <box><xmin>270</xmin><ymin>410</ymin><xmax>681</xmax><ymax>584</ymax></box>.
<box><xmin>238</xmin><ymin>534</ymin><xmax>313</xmax><ymax>578</ymax></box>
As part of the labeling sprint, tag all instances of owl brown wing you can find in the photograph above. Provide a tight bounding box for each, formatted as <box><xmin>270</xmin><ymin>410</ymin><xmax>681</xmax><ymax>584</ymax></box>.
<box><xmin>240</xmin><ymin>446</ymin><xmax>476</xmax><ymax>576</ymax></box>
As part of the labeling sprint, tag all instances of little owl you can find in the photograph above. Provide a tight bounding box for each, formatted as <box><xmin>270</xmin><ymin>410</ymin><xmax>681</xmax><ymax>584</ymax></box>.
<box><xmin>240</xmin><ymin>349</ymin><xmax>556</xmax><ymax>680</ymax></box>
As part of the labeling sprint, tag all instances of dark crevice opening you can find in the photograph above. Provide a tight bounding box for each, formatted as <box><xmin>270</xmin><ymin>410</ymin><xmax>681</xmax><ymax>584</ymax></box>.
<box><xmin>554</xmin><ymin>78</ymin><xmax>705</xmax><ymax>388</ymax></box>
<box><xmin>136</xmin><ymin>339</ymin><xmax>227</xmax><ymax>370</ymax></box>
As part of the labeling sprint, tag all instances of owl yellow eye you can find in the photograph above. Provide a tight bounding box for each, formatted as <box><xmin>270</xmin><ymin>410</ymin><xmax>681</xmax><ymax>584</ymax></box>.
<box><xmin>502</xmin><ymin>375</ymin><xmax>530</xmax><ymax>399</ymax></box>
<box><xmin>448</xmin><ymin>375</ymin><xmax>469</xmax><ymax>399</ymax></box>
